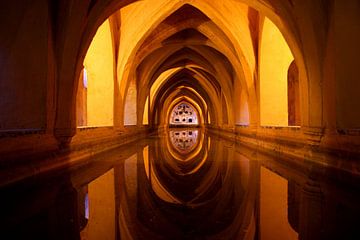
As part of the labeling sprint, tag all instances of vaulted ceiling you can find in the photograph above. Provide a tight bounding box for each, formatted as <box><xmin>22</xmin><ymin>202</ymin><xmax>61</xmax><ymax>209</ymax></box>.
<box><xmin>110</xmin><ymin>1</ymin><xmax>263</xmax><ymax>126</ymax></box>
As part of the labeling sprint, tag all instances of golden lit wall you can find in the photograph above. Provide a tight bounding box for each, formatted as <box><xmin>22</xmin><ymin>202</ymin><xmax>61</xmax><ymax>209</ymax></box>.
<box><xmin>124</xmin><ymin>78</ymin><xmax>137</xmax><ymax>125</ymax></box>
<box><xmin>260</xmin><ymin>167</ymin><xmax>298</xmax><ymax>240</ymax></box>
<box><xmin>84</xmin><ymin>20</ymin><xmax>114</xmax><ymax>126</ymax></box>
<box><xmin>260</xmin><ymin>17</ymin><xmax>294</xmax><ymax>126</ymax></box>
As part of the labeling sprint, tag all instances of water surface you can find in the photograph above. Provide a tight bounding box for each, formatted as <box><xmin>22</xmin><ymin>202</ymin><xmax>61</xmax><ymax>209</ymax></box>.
<box><xmin>1</xmin><ymin>129</ymin><xmax>360</xmax><ymax>240</ymax></box>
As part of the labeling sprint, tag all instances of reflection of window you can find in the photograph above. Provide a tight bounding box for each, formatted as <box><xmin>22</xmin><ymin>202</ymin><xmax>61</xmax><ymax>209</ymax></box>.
<box><xmin>78</xmin><ymin>186</ymin><xmax>89</xmax><ymax>231</ymax></box>
<box><xmin>170</xmin><ymin>130</ymin><xmax>199</xmax><ymax>153</ymax></box>
<box><xmin>85</xmin><ymin>193</ymin><xmax>89</xmax><ymax>220</ymax></box>
<box><xmin>170</xmin><ymin>102</ymin><xmax>199</xmax><ymax>125</ymax></box>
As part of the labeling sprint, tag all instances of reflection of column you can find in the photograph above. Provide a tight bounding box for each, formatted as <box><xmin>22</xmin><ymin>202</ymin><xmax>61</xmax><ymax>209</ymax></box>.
<box><xmin>49</xmin><ymin>185</ymin><xmax>81</xmax><ymax>240</ymax></box>
<box><xmin>77</xmin><ymin>185</ymin><xmax>88</xmax><ymax>231</ymax></box>
<box><xmin>299</xmin><ymin>179</ymin><xmax>323</xmax><ymax>240</ymax></box>
<box><xmin>114</xmin><ymin>165</ymin><xmax>122</xmax><ymax>240</ymax></box>
<box><xmin>115</xmin><ymin>153</ymin><xmax>140</xmax><ymax>240</ymax></box>
<box><xmin>253</xmin><ymin>159</ymin><xmax>261</xmax><ymax>240</ymax></box>
<box><xmin>288</xmin><ymin>181</ymin><xmax>300</xmax><ymax>233</ymax></box>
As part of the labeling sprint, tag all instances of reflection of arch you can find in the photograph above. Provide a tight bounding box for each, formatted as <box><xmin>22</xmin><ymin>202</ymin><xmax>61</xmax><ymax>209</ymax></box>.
<box><xmin>169</xmin><ymin>101</ymin><xmax>199</xmax><ymax>125</ymax></box>
<box><xmin>135</xmin><ymin>133</ymin><xmax>259</xmax><ymax>239</ymax></box>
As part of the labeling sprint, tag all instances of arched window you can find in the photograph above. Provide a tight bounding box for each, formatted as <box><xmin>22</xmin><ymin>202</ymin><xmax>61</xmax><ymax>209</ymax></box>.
<box><xmin>287</xmin><ymin>60</ymin><xmax>301</xmax><ymax>126</ymax></box>
<box><xmin>169</xmin><ymin>102</ymin><xmax>199</xmax><ymax>125</ymax></box>
<box><xmin>76</xmin><ymin>68</ymin><xmax>88</xmax><ymax>126</ymax></box>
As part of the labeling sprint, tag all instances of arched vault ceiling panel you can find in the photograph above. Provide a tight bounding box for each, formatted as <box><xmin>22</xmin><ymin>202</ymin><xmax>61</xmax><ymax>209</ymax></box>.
<box><xmin>137</xmin><ymin>46</ymin><xmax>181</xmax><ymax>88</ymax></box>
<box><xmin>161</xmin><ymin>45</ymin><xmax>235</xmax><ymax>81</ymax></box>
<box><xmin>136</xmin><ymin>45</ymin><xmax>243</xmax><ymax>120</ymax></box>
<box><xmin>140</xmin><ymin>4</ymin><xmax>212</xmax><ymax>47</ymax></box>
<box><xmin>174</xmin><ymin>87</ymin><xmax>208</xmax><ymax>112</ymax></box>
<box><xmin>190</xmin><ymin>45</ymin><xmax>235</xmax><ymax>83</ymax></box>
<box><xmin>116</xmin><ymin>0</ymin><xmax>257</xmax><ymax>96</ymax></box>
<box><xmin>153</xmin><ymin>74</ymin><xmax>218</xmax><ymax>107</ymax></box>
<box><xmin>190</xmin><ymin>67</ymin><xmax>222</xmax><ymax>95</ymax></box>
<box><xmin>135</xmin><ymin>4</ymin><xmax>238</xmax><ymax>60</ymax></box>
<box><xmin>135</xmin><ymin>23</ymin><xmax>238</xmax><ymax>65</ymax></box>
<box><xmin>137</xmin><ymin>48</ymin><xmax>224</xmax><ymax>103</ymax></box>
<box><xmin>112</xmin><ymin>0</ymin><xmax>310</xmax><ymax>129</ymax></box>
<box><xmin>136</xmin><ymin>45</ymin><xmax>219</xmax><ymax>89</ymax></box>
<box><xmin>54</xmin><ymin>0</ymin><xmax>316</xmax><ymax>139</ymax></box>
<box><xmin>151</xmin><ymin>81</ymin><xmax>219</xmax><ymax>122</ymax></box>
<box><xmin>135</xmin><ymin>47</ymin><xmax>238</xmax><ymax>128</ymax></box>
<box><xmin>153</xmin><ymin>79</ymin><xmax>220</xmax><ymax>117</ymax></box>
<box><xmin>137</xmin><ymin>46</ymin><xmax>234</xmax><ymax>94</ymax></box>
<box><xmin>162</xmin><ymin>28</ymin><xmax>209</xmax><ymax>45</ymax></box>
<box><xmin>151</xmin><ymin>81</ymin><xmax>220</xmax><ymax>125</ymax></box>
<box><xmin>156</xmin><ymin>69</ymin><xmax>221</xmax><ymax>101</ymax></box>
<box><xmin>149</xmin><ymin>68</ymin><xmax>182</xmax><ymax>99</ymax></box>
<box><xmin>141</xmin><ymin>47</ymin><xmax>218</xmax><ymax>79</ymax></box>
<box><xmin>137</xmin><ymin>50</ymin><xmax>220</xmax><ymax>98</ymax></box>
<box><xmin>114</xmin><ymin>0</ymin><xmax>303</xmax><ymax>88</ymax></box>
<box><xmin>134</xmin><ymin>33</ymin><xmax>239</xmax><ymax>112</ymax></box>
<box><xmin>142</xmin><ymin>67</ymin><xmax>220</xmax><ymax>114</ymax></box>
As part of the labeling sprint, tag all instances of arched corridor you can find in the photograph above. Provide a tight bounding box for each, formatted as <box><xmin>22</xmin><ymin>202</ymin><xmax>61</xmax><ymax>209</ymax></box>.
<box><xmin>1</xmin><ymin>0</ymin><xmax>360</xmax><ymax>239</ymax></box>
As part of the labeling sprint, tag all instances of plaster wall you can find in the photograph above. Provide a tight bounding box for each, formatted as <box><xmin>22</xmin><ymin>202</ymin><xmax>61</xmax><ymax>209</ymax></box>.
<box><xmin>259</xmin><ymin>18</ymin><xmax>293</xmax><ymax>126</ymax></box>
<box><xmin>84</xmin><ymin>20</ymin><xmax>114</xmax><ymax>127</ymax></box>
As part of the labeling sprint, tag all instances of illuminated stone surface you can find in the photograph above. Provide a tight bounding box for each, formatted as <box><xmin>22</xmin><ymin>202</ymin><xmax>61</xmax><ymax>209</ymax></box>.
<box><xmin>0</xmin><ymin>1</ymin><xmax>360</xmax><ymax>239</ymax></box>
